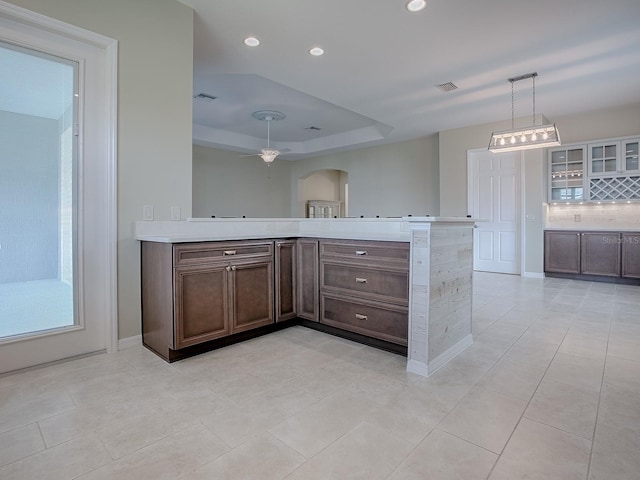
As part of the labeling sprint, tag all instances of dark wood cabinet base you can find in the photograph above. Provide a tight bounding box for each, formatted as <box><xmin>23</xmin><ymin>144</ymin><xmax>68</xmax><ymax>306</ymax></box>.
<box><xmin>544</xmin><ymin>271</ymin><xmax>640</xmax><ymax>286</ymax></box>
<box><xmin>142</xmin><ymin>317</ymin><xmax>407</xmax><ymax>362</ymax></box>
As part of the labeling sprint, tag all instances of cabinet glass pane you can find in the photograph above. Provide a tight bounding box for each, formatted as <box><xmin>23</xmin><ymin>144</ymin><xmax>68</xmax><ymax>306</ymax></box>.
<box><xmin>567</xmin><ymin>149</ymin><xmax>583</xmax><ymax>162</ymax></box>
<box><xmin>626</xmin><ymin>142</ymin><xmax>639</xmax><ymax>171</ymax></box>
<box><xmin>605</xmin><ymin>145</ymin><xmax>617</xmax><ymax>157</ymax></box>
<box><xmin>592</xmin><ymin>146</ymin><xmax>603</xmax><ymax>159</ymax></box>
<box><xmin>592</xmin><ymin>159</ymin><xmax>604</xmax><ymax>173</ymax></box>
<box><xmin>551</xmin><ymin>151</ymin><xmax>567</xmax><ymax>163</ymax></box>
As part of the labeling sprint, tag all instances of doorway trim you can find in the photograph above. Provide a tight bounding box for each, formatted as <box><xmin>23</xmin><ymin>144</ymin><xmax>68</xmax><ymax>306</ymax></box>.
<box><xmin>1</xmin><ymin>1</ymin><xmax>118</xmax><ymax>354</ymax></box>
<box><xmin>467</xmin><ymin>147</ymin><xmax>526</xmax><ymax>275</ymax></box>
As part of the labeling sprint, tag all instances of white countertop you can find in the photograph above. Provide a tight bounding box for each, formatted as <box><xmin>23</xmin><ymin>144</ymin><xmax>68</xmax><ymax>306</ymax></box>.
<box><xmin>136</xmin><ymin>217</ymin><xmax>477</xmax><ymax>243</ymax></box>
<box><xmin>544</xmin><ymin>227</ymin><xmax>640</xmax><ymax>232</ymax></box>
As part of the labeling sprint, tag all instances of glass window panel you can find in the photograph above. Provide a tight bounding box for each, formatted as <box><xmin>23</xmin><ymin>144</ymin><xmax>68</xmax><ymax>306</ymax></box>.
<box><xmin>0</xmin><ymin>42</ymin><xmax>78</xmax><ymax>339</ymax></box>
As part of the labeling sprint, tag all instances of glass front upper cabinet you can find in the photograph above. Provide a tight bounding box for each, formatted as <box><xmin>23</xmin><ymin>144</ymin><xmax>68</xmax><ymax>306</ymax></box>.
<box><xmin>549</xmin><ymin>147</ymin><xmax>585</xmax><ymax>201</ymax></box>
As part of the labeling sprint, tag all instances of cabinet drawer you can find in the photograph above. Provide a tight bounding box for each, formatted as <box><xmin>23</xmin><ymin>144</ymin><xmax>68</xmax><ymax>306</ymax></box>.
<box><xmin>320</xmin><ymin>239</ymin><xmax>409</xmax><ymax>266</ymax></box>
<box><xmin>321</xmin><ymin>293</ymin><xmax>408</xmax><ymax>345</ymax></box>
<box><xmin>320</xmin><ymin>261</ymin><xmax>408</xmax><ymax>304</ymax></box>
<box><xmin>173</xmin><ymin>241</ymin><xmax>273</xmax><ymax>266</ymax></box>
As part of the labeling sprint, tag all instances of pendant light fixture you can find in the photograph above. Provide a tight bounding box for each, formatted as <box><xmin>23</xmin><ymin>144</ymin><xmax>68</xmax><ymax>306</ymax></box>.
<box><xmin>489</xmin><ymin>72</ymin><xmax>560</xmax><ymax>153</ymax></box>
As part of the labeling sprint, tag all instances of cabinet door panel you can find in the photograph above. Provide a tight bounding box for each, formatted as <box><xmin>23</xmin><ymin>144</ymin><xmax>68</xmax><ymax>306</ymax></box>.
<box><xmin>544</xmin><ymin>231</ymin><xmax>581</xmax><ymax>274</ymax></box>
<box><xmin>297</xmin><ymin>239</ymin><xmax>319</xmax><ymax>321</ymax></box>
<box><xmin>622</xmin><ymin>234</ymin><xmax>640</xmax><ymax>278</ymax></box>
<box><xmin>231</xmin><ymin>260</ymin><xmax>274</xmax><ymax>333</ymax></box>
<box><xmin>275</xmin><ymin>240</ymin><xmax>296</xmax><ymax>321</ymax></box>
<box><xmin>581</xmin><ymin>233</ymin><xmax>621</xmax><ymax>277</ymax></box>
<box><xmin>174</xmin><ymin>265</ymin><xmax>229</xmax><ymax>348</ymax></box>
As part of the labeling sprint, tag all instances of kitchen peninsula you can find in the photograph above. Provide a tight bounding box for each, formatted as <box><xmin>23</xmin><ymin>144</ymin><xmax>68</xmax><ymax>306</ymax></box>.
<box><xmin>137</xmin><ymin>217</ymin><xmax>475</xmax><ymax>377</ymax></box>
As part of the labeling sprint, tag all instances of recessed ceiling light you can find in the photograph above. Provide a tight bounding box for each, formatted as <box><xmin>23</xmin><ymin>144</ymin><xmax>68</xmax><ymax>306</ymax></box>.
<box><xmin>309</xmin><ymin>47</ymin><xmax>324</xmax><ymax>56</ymax></box>
<box><xmin>406</xmin><ymin>0</ymin><xmax>427</xmax><ymax>12</ymax></box>
<box><xmin>244</xmin><ymin>36</ymin><xmax>260</xmax><ymax>47</ymax></box>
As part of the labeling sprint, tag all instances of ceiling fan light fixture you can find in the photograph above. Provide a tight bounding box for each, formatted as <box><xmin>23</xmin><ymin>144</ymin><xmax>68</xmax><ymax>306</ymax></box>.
<box><xmin>489</xmin><ymin>72</ymin><xmax>561</xmax><ymax>153</ymax></box>
<box><xmin>243</xmin><ymin>36</ymin><xmax>260</xmax><ymax>47</ymax></box>
<box><xmin>251</xmin><ymin>110</ymin><xmax>285</xmax><ymax>163</ymax></box>
<box><xmin>406</xmin><ymin>0</ymin><xmax>427</xmax><ymax>12</ymax></box>
<box><xmin>260</xmin><ymin>149</ymin><xmax>279</xmax><ymax>163</ymax></box>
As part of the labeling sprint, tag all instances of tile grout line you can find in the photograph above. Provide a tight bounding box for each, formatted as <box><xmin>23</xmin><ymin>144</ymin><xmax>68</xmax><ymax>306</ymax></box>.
<box><xmin>482</xmin><ymin>280</ymin><xmax>586</xmax><ymax>480</ymax></box>
<box><xmin>585</xmin><ymin>283</ymin><xmax>616</xmax><ymax>480</ymax></box>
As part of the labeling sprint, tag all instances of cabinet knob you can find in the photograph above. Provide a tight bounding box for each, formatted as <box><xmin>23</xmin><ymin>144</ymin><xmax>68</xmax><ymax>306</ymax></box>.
<box><xmin>355</xmin><ymin>314</ymin><xmax>368</xmax><ymax>321</ymax></box>
<box><xmin>355</xmin><ymin>250</ymin><xmax>368</xmax><ymax>256</ymax></box>
<box><xmin>231</xmin><ymin>265</ymin><xmax>237</xmax><ymax>271</ymax></box>
<box><xmin>355</xmin><ymin>277</ymin><xmax>368</xmax><ymax>284</ymax></box>
<box><xmin>225</xmin><ymin>266</ymin><xmax>231</xmax><ymax>271</ymax></box>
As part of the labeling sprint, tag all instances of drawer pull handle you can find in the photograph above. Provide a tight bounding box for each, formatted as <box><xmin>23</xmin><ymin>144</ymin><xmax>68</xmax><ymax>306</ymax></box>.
<box><xmin>355</xmin><ymin>314</ymin><xmax>368</xmax><ymax>321</ymax></box>
<box><xmin>223</xmin><ymin>250</ymin><xmax>237</xmax><ymax>256</ymax></box>
<box><xmin>355</xmin><ymin>250</ymin><xmax>368</xmax><ymax>256</ymax></box>
<box><xmin>355</xmin><ymin>277</ymin><xmax>368</xmax><ymax>284</ymax></box>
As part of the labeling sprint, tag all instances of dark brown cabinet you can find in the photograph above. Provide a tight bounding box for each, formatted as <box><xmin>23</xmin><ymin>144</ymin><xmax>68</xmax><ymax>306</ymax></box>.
<box><xmin>297</xmin><ymin>238</ymin><xmax>319</xmax><ymax>322</ymax></box>
<box><xmin>142</xmin><ymin>236</ymin><xmax>414</xmax><ymax>361</ymax></box>
<box><xmin>275</xmin><ymin>240</ymin><xmax>296</xmax><ymax>322</ymax></box>
<box><xmin>142</xmin><ymin>240</ymin><xmax>274</xmax><ymax>361</ymax></box>
<box><xmin>174</xmin><ymin>263</ymin><xmax>230</xmax><ymax>348</ymax></box>
<box><xmin>545</xmin><ymin>230</ymin><xmax>640</xmax><ymax>283</ymax></box>
<box><xmin>580</xmin><ymin>232</ymin><xmax>620</xmax><ymax>277</ymax></box>
<box><xmin>319</xmin><ymin>239</ymin><xmax>409</xmax><ymax>346</ymax></box>
<box><xmin>229</xmin><ymin>258</ymin><xmax>274</xmax><ymax>333</ymax></box>
<box><xmin>622</xmin><ymin>233</ymin><xmax>640</xmax><ymax>278</ymax></box>
<box><xmin>544</xmin><ymin>231</ymin><xmax>581</xmax><ymax>274</ymax></box>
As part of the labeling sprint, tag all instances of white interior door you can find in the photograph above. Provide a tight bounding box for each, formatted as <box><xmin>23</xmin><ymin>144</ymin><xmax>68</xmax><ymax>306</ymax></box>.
<box><xmin>0</xmin><ymin>5</ymin><xmax>116</xmax><ymax>373</ymax></box>
<box><xmin>468</xmin><ymin>149</ymin><xmax>521</xmax><ymax>274</ymax></box>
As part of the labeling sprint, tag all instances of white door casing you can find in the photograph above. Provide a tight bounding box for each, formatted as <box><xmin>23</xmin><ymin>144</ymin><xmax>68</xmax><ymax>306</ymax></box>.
<box><xmin>468</xmin><ymin>149</ymin><xmax>522</xmax><ymax>274</ymax></box>
<box><xmin>0</xmin><ymin>2</ymin><xmax>117</xmax><ymax>373</ymax></box>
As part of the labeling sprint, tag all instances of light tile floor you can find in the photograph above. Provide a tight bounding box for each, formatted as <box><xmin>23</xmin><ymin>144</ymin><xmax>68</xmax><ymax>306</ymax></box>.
<box><xmin>0</xmin><ymin>272</ymin><xmax>639</xmax><ymax>479</ymax></box>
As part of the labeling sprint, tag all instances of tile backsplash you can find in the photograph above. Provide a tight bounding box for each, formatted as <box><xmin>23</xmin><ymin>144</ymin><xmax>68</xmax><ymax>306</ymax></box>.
<box><xmin>545</xmin><ymin>202</ymin><xmax>640</xmax><ymax>230</ymax></box>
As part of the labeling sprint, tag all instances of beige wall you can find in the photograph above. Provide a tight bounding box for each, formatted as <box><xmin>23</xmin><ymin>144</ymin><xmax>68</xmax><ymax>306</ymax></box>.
<box><xmin>192</xmin><ymin>145</ymin><xmax>291</xmax><ymax>218</ymax></box>
<box><xmin>7</xmin><ymin>0</ymin><xmax>194</xmax><ymax>339</ymax></box>
<box><xmin>193</xmin><ymin>136</ymin><xmax>440</xmax><ymax>220</ymax></box>
<box><xmin>439</xmin><ymin>103</ymin><xmax>640</xmax><ymax>274</ymax></box>
<box><xmin>290</xmin><ymin>135</ymin><xmax>440</xmax><ymax>218</ymax></box>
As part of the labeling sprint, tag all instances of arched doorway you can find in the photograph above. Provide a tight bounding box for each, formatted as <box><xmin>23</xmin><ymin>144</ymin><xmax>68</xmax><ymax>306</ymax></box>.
<box><xmin>297</xmin><ymin>169</ymin><xmax>349</xmax><ymax>218</ymax></box>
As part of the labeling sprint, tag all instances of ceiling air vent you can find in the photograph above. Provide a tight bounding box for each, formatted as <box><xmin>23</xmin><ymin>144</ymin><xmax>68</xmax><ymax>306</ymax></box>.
<box><xmin>193</xmin><ymin>93</ymin><xmax>217</xmax><ymax>102</ymax></box>
<box><xmin>436</xmin><ymin>81</ymin><xmax>458</xmax><ymax>92</ymax></box>
<box><xmin>305</xmin><ymin>126</ymin><xmax>322</xmax><ymax>131</ymax></box>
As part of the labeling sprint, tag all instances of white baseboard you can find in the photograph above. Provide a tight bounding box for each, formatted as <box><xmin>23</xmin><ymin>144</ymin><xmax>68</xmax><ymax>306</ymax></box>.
<box><xmin>406</xmin><ymin>334</ymin><xmax>474</xmax><ymax>377</ymax></box>
<box><xmin>426</xmin><ymin>334</ymin><xmax>474</xmax><ymax>376</ymax></box>
<box><xmin>118</xmin><ymin>335</ymin><xmax>142</xmax><ymax>350</ymax></box>
<box><xmin>523</xmin><ymin>271</ymin><xmax>544</xmax><ymax>279</ymax></box>
<box><xmin>406</xmin><ymin>359</ymin><xmax>429</xmax><ymax>377</ymax></box>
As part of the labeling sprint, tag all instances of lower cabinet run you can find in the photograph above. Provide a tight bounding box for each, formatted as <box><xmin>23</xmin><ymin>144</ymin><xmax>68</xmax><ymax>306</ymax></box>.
<box><xmin>544</xmin><ymin>230</ymin><xmax>640</xmax><ymax>283</ymax></box>
<box><xmin>141</xmin><ymin>237</ymin><xmax>411</xmax><ymax>362</ymax></box>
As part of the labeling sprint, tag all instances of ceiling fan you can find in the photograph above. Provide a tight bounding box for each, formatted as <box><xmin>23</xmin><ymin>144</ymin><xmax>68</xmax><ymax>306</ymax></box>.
<box><xmin>247</xmin><ymin>110</ymin><xmax>286</xmax><ymax>163</ymax></box>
